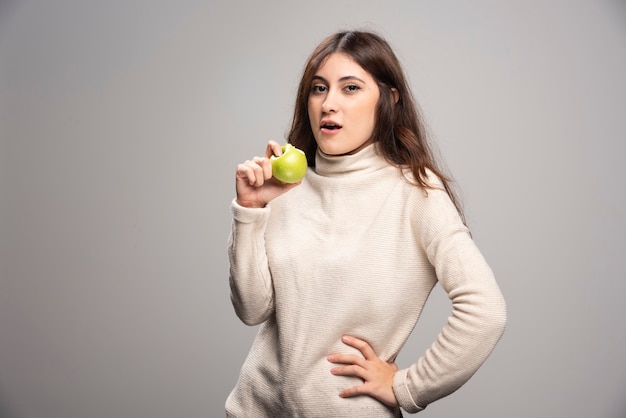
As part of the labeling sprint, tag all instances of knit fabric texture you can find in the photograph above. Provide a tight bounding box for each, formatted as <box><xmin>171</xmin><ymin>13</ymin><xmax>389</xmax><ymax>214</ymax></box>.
<box><xmin>226</xmin><ymin>143</ymin><xmax>506</xmax><ymax>417</ymax></box>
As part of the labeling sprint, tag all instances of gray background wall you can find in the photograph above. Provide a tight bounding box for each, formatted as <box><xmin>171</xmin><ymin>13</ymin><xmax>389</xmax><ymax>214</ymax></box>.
<box><xmin>1</xmin><ymin>1</ymin><xmax>625</xmax><ymax>417</ymax></box>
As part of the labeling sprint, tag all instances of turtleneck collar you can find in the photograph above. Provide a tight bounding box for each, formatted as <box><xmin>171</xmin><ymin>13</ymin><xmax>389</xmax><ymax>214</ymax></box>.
<box><xmin>313</xmin><ymin>143</ymin><xmax>389</xmax><ymax>177</ymax></box>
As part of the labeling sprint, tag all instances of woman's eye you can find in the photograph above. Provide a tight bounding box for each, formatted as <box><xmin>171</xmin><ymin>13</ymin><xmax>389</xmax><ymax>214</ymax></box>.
<box><xmin>311</xmin><ymin>85</ymin><xmax>327</xmax><ymax>94</ymax></box>
<box><xmin>344</xmin><ymin>84</ymin><xmax>361</xmax><ymax>93</ymax></box>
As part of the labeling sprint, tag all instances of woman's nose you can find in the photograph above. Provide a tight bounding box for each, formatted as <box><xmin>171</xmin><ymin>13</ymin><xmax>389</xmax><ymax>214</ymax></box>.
<box><xmin>321</xmin><ymin>91</ymin><xmax>338</xmax><ymax>113</ymax></box>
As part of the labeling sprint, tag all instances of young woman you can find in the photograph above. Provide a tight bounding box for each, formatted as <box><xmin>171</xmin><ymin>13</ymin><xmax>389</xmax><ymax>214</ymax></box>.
<box><xmin>227</xmin><ymin>30</ymin><xmax>506</xmax><ymax>417</ymax></box>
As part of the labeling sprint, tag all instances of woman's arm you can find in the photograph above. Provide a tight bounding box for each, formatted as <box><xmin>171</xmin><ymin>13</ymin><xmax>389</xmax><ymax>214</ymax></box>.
<box><xmin>394</xmin><ymin>180</ymin><xmax>507</xmax><ymax>413</ymax></box>
<box><xmin>228</xmin><ymin>140</ymin><xmax>302</xmax><ymax>325</ymax></box>
<box><xmin>227</xmin><ymin>201</ymin><xmax>275</xmax><ymax>325</ymax></box>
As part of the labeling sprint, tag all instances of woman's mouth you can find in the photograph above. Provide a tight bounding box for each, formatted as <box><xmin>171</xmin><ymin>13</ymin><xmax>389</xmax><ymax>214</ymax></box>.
<box><xmin>320</xmin><ymin>121</ymin><xmax>342</xmax><ymax>133</ymax></box>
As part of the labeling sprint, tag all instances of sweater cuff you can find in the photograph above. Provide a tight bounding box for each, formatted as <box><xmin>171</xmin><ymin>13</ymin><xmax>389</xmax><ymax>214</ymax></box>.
<box><xmin>231</xmin><ymin>198</ymin><xmax>271</xmax><ymax>223</ymax></box>
<box><xmin>393</xmin><ymin>369</ymin><xmax>425</xmax><ymax>414</ymax></box>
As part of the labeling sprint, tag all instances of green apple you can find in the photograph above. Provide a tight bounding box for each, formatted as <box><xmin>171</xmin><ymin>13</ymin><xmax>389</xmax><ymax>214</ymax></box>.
<box><xmin>270</xmin><ymin>143</ymin><xmax>308</xmax><ymax>183</ymax></box>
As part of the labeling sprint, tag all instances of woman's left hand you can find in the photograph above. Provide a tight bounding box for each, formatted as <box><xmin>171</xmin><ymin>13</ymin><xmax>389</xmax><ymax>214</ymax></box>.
<box><xmin>327</xmin><ymin>335</ymin><xmax>399</xmax><ymax>407</ymax></box>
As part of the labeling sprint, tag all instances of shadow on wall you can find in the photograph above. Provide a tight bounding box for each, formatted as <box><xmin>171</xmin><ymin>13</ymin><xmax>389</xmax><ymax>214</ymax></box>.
<box><xmin>0</xmin><ymin>392</ymin><xmax>17</xmax><ymax>418</ymax></box>
<box><xmin>0</xmin><ymin>0</ymin><xmax>19</xmax><ymax>26</ymax></box>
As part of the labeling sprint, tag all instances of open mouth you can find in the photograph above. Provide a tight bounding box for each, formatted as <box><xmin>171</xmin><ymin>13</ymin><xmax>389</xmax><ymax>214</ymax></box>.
<box><xmin>321</xmin><ymin>123</ymin><xmax>342</xmax><ymax>130</ymax></box>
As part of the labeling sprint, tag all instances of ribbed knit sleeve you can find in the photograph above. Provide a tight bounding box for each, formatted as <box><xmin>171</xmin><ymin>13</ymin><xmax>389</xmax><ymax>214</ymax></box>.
<box><xmin>227</xmin><ymin>199</ymin><xmax>275</xmax><ymax>326</ymax></box>
<box><xmin>392</xmin><ymin>177</ymin><xmax>507</xmax><ymax>413</ymax></box>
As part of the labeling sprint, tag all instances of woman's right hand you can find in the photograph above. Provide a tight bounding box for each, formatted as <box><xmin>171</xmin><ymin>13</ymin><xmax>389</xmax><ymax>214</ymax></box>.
<box><xmin>235</xmin><ymin>140</ymin><xmax>302</xmax><ymax>208</ymax></box>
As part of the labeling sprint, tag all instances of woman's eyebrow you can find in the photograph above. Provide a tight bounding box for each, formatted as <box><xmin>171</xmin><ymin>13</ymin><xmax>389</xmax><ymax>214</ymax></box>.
<box><xmin>312</xmin><ymin>75</ymin><xmax>366</xmax><ymax>83</ymax></box>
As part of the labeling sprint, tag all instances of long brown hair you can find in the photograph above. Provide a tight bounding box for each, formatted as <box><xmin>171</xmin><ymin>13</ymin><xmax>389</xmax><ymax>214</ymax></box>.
<box><xmin>287</xmin><ymin>30</ymin><xmax>465</xmax><ymax>223</ymax></box>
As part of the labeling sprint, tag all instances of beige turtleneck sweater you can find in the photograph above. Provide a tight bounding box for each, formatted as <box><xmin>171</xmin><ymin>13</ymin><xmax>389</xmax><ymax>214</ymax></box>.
<box><xmin>226</xmin><ymin>143</ymin><xmax>506</xmax><ymax>417</ymax></box>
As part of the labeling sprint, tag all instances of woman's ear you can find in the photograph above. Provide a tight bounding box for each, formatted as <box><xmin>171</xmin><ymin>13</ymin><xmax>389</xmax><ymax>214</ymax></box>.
<box><xmin>391</xmin><ymin>88</ymin><xmax>399</xmax><ymax>104</ymax></box>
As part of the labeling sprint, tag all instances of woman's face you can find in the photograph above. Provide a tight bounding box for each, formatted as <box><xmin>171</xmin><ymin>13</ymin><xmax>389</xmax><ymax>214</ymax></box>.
<box><xmin>307</xmin><ymin>53</ymin><xmax>380</xmax><ymax>156</ymax></box>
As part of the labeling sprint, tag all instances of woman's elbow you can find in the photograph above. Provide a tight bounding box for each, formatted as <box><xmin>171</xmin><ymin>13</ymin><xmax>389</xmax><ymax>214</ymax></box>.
<box><xmin>487</xmin><ymin>293</ymin><xmax>507</xmax><ymax>338</ymax></box>
<box><xmin>231</xmin><ymin>297</ymin><xmax>274</xmax><ymax>326</ymax></box>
